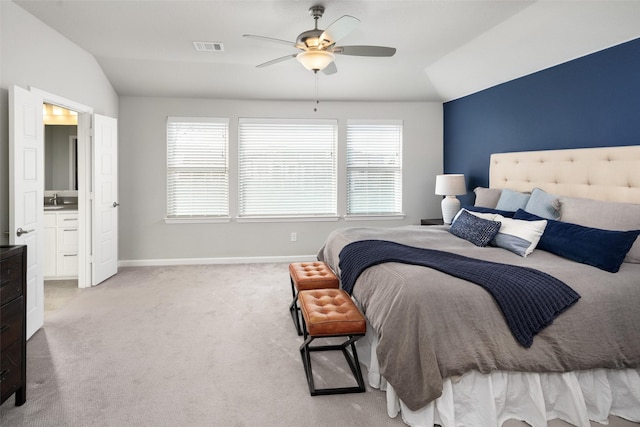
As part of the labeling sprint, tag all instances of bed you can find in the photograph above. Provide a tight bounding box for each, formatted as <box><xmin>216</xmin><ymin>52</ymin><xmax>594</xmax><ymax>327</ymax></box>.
<box><xmin>317</xmin><ymin>146</ymin><xmax>640</xmax><ymax>427</ymax></box>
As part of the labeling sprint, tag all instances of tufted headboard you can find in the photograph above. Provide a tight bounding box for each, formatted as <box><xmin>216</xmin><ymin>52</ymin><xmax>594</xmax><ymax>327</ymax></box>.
<box><xmin>489</xmin><ymin>146</ymin><xmax>640</xmax><ymax>204</ymax></box>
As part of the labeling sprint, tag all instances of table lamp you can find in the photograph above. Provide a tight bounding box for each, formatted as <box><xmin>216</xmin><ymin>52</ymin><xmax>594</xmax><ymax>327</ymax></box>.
<box><xmin>435</xmin><ymin>174</ymin><xmax>467</xmax><ymax>224</ymax></box>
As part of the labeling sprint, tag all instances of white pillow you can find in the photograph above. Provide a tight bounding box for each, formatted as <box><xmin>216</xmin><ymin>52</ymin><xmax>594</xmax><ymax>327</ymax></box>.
<box><xmin>455</xmin><ymin>209</ymin><xmax>546</xmax><ymax>257</ymax></box>
<box><xmin>452</xmin><ymin>208</ymin><xmax>497</xmax><ymax>223</ymax></box>
<box><xmin>491</xmin><ymin>215</ymin><xmax>547</xmax><ymax>257</ymax></box>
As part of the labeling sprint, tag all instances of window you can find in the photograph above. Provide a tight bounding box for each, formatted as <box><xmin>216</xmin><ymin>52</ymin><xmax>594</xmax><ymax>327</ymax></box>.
<box><xmin>166</xmin><ymin>117</ymin><xmax>229</xmax><ymax>218</ymax></box>
<box><xmin>346</xmin><ymin>120</ymin><xmax>403</xmax><ymax>215</ymax></box>
<box><xmin>238</xmin><ymin>118</ymin><xmax>337</xmax><ymax>217</ymax></box>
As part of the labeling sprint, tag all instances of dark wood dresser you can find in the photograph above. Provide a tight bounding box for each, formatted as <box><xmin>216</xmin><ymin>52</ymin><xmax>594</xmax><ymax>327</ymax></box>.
<box><xmin>0</xmin><ymin>245</ymin><xmax>27</xmax><ymax>406</ymax></box>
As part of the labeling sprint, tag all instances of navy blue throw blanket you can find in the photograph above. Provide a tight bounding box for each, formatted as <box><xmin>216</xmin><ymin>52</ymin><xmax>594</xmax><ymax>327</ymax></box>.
<box><xmin>338</xmin><ymin>240</ymin><xmax>581</xmax><ymax>347</ymax></box>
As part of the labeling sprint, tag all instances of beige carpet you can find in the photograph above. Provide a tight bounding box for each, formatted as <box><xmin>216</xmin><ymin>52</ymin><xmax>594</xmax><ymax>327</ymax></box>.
<box><xmin>1</xmin><ymin>264</ymin><xmax>638</xmax><ymax>427</ymax></box>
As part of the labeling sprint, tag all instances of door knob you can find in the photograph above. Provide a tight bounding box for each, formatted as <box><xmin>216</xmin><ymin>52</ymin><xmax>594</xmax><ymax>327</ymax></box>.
<box><xmin>16</xmin><ymin>227</ymin><xmax>34</xmax><ymax>237</ymax></box>
<box><xmin>113</xmin><ymin>202</ymin><xmax>120</xmax><ymax>208</ymax></box>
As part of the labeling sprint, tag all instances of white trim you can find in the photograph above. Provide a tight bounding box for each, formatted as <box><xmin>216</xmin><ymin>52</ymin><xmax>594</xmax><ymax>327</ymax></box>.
<box><xmin>164</xmin><ymin>216</ymin><xmax>231</xmax><ymax>224</ymax></box>
<box><xmin>167</xmin><ymin>116</ymin><xmax>228</xmax><ymax>124</ymax></box>
<box><xmin>30</xmin><ymin>87</ymin><xmax>93</xmax><ymax>289</ymax></box>
<box><xmin>30</xmin><ymin>87</ymin><xmax>93</xmax><ymax>114</ymax></box>
<box><xmin>118</xmin><ymin>255</ymin><xmax>317</xmax><ymax>267</ymax></box>
<box><xmin>236</xmin><ymin>215</ymin><xmax>340</xmax><ymax>223</ymax></box>
<box><xmin>345</xmin><ymin>214</ymin><xmax>406</xmax><ymax>221</ymax></box>
<box><xmin>347</xmin><ymin>119</ymin><xmax>403</xmax><ymax>126</ymax></box>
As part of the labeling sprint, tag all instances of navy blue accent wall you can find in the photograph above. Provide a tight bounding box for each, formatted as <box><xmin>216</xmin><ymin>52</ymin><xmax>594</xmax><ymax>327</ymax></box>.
<box><xmin>443</xmin><ymin>37</ymin><xmax>640</xmax><ymax>206</ymax></box>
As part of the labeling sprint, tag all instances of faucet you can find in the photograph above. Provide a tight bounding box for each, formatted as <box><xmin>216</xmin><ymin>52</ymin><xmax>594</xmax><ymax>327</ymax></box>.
<box><xmin>48</xmin><ymin>193</ymin><xmax>58</xmax><ymax>206</ymax></box>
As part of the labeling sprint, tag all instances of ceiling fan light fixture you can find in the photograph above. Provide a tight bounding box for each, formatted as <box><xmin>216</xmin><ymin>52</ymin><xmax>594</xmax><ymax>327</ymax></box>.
<box><xmin>296</xmin><ymin>50</ymin><xmax>335</xmax><ymax>71</ymax></box>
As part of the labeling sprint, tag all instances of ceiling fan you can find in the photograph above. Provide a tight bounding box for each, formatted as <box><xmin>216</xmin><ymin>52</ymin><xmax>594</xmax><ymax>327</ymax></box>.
<box><xmin>243</xmin><ymin>5</ymin><xmax>396</xmax><ymax>75</ymax></box>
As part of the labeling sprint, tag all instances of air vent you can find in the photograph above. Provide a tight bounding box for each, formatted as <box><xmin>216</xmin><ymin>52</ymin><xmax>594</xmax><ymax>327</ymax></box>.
<box><xmin>193</xmin><ymin>41</ymin><xmax>224</xmax><ymax>52</ymax></box>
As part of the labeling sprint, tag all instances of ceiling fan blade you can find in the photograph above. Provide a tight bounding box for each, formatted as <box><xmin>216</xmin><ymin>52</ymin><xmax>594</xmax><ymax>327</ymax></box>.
<box><xmin>333</xmin><ymin>45</ymin><xmax>396</xmax><ymax>57</ymax></box>
<box><xmin>256</xmin><ymin>54</ymin><xmax>297</xmax><ymax>68</ymax></box>
<box><xmin>322</xmin><ymin>62</ymin><xmax>337</xmax><ymax>75</ymax></box>
<box><xmin>320</xmin><ymin>15</ymin><xmax>360</xmax><ymax>45</ymax></box>
<box><xmin>243</xmin><ymin>34</ymin><xmax>297</xmax><ymax>48</ymax></box>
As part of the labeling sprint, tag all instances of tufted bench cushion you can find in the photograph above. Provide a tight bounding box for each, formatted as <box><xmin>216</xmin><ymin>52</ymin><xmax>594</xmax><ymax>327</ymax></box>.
<box><xmin>297</xmin><ymin>288</ymin><xmax>366</xmax><ymax>396</ymax></box>
<box><xmin>288</xmin><ymin>262</ymin><xmax>339</xmax><ymax>335</ymax></box>
<box><xmin>289</xmin><ymin>262</ymin><xmax>339</xmax><ymax>291</ymax></box>
<box><xmin>298</xmin><ymin>289</ymin><xmax>366</xmax><ymax>337</ymax></box>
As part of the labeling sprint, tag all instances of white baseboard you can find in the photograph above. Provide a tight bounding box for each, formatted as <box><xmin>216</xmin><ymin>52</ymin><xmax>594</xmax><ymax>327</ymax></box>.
<box><xmin>118</xmin><ymin>255</ymin><xmax>317</xmax><ymax>268</ymax></box>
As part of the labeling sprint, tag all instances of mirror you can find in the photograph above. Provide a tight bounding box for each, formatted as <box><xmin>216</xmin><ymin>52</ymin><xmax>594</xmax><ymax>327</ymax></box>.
<box><xmin>44</xmin><ymin>103</ymin><xmax>78</xmax><ymax>191</ymax></box>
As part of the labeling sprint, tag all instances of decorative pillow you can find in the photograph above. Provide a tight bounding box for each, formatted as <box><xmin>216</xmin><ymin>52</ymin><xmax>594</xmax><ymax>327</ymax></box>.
<box><xmin>463</xmin><ymin>205</ymin><xmax>516</xmax><ymax>218</ymax></box>
<box><xmin>524</xmin><ymin>188</ymin><xmax>560</xmax><ymax>220</ymax></box>
<box><xmin>496</xmin><ymin>189</ymin><xmax>531</xmax><ymax>212</ymax></box>
<box><xmin>557</xmin><ymin>197</ymin><xmax>640</xmax><ymax>264</ymax></box>
<box><xmin>513</xmin><ymin>209</ymin><xmax>640</xmax><ymax>273</ymax></box>
<box><xmin>449</xmin><ymin>209</ymin><xmax>502</xmax><ymax>247</ymax></box>
<box><xmin>473</xmin><ymin>187</ymin><xmax>503</xmax><ymax>209</ymax></box>
<box><xmin>490</xmin><ymin>215</ymin><xmax>547</xmax><ymax>257</ymax></box>
<box><xmin>451</xmin><ymin>208</ymin><xmax>497</xmax><ymax>226</ymax></box>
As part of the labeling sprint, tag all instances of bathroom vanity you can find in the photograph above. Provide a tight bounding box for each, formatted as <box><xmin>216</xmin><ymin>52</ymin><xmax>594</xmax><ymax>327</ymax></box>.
<box><xmin>44</xmin><ymin>206</ymin><xmax>78</xmax><ymax>279</ymax></box>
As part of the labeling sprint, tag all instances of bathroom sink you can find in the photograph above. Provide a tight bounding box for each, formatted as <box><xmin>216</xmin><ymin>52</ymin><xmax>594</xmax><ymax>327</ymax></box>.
<box><xmin>44</xmin><ymin>206</ymin><xmax>64</xmax><ymax>210</ymax></box>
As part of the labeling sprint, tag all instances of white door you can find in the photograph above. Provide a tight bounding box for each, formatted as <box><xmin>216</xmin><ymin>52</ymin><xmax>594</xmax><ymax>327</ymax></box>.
<box><xmin>92</xmin><ymin>114</ymin><xmax>118</xmax><ymax>285</ymax></box>
<box><xmin>9</xmin><ymin>85</ymin><xmax>44</xmax><ymax>339</ymax></box>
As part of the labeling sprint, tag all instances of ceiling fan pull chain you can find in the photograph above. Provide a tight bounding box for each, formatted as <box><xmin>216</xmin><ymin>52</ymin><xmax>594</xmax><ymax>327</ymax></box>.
<box><xmin>314</xmin><ymin>70</ymin><xmax>319</xmax><ymax>112</ymax></box>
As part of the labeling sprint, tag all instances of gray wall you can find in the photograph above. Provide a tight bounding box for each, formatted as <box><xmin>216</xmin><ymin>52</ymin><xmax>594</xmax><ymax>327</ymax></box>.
<box><xmin>0</xmin><ymin>1</ymin><xmax>119</xmax><ymax>244</ymax></box>
<box><xmin>119</xmin><ymin>97</ymin><xmax>443</xmax><ymax>262</ymax></box>
<box><xmin>2</xmin><ymin>1</ymin><xmax>444</xmax><ymax>261</ymax></box>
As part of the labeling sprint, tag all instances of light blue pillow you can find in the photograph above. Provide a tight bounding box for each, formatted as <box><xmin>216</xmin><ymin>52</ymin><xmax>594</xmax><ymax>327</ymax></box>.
<box><xmin>495</xmin><ymin>189</ymin><xmax>530</xmax><ymax>211</ymax></box>
<box><xmin>524</xmin><ymin>188</ymin><xmax>560</xmax><ymax>219</ymax></box>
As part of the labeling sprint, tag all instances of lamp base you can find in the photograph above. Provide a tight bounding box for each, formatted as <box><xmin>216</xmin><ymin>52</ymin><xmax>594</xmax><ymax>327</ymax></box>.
<box><xmin>441</xmin><ymin>196</ymin><xmax>461</xmax><ymax>224</ymax></box>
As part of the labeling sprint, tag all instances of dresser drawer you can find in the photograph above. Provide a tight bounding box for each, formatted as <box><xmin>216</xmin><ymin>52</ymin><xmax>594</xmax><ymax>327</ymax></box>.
<box><xmin>0</xmin><ymin>254</ymin><xmax>23</xmax><ymax>305</ymax></box>
<box><xmin>0</xmin><ymin>341</ymin><xmax>23</xmax><ymax>403</ymax></box>
<box><xmin>57</xmin><ymin>213</ymin><xmax>78</xmax><ymax>227</ymax></box>
<box><xmin>1</xmin><ymin>297</ymin><xmax>24</xmax><ymax>350</ymax></box>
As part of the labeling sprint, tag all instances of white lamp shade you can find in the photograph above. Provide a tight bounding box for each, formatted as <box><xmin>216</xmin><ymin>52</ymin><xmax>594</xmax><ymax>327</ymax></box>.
<box><xmin>296</xmin><ymin>50</ymin><xmax>335</xmax><ymax>71</ymax></box>
<box><xmin>435</xmin><ymin>174</ymin><xmax>466</xmax><ymax>196</ymax></box>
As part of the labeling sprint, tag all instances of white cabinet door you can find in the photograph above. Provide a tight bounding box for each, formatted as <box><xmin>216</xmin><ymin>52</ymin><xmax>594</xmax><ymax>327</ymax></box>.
<box><xmin>58</xmin><ymin>227</ymin><xmax>79</xmax><ymax>253</ymax></box>
<box><xmin>57</xmin><ymin>253</ymin><xmax>79</xmax><ymax>277</ymax></box>
<box><xmin>9</xmin><ymin>85</ymin><xmax>44</xmax><ymax>339</ymax></box>
<box><xmin>44</xmin><ymin>226</ymin><xmax>57</xmax><ymax>277</ymax></box>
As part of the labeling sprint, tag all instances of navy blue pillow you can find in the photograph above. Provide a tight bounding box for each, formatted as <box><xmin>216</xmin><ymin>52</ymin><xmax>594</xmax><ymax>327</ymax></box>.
<box><xmin>513</xmin><ymin>209</ymin><xmax>640</xmax><ymax>273</ymax></box>
<box><xmin>463</xmin><ymin>205</ymin><xmax>516</xmax><ymax>218</ymax></box>
<box><xmin>449</xmin><ymin>209</ymin><xmax>502</xmax><ymax>247</ymax></box>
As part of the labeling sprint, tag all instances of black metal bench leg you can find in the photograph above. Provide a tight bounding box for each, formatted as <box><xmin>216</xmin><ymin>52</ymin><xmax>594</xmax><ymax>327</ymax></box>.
<box><xmin>299</xmin><ymin>321</ymin><xmax>366</xmax><ymax>396</ymax></box>
<box><xmin>288</xmin><ymin>277</ymin><xmax>303</xmax><ymax>336</ymax></box>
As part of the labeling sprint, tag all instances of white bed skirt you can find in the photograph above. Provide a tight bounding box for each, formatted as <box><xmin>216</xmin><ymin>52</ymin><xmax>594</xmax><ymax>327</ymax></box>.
<box><xmin>356</xmin><ymin>327</ymin><xmax>640</xmax><ymax>427</ymax></box>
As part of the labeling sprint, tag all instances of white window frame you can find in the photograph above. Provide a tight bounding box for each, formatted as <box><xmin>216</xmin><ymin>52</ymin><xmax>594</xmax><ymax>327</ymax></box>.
<box><xmin>165</xmin><ymin>117</ymin><xmax>230</xmax><ymax>223</ymax></box>
<box><xmin>237</xmin><ymin>118</ymin><xmax>338</xmax><ymax>221</ymax></box>
<box><xmin>345</xmin><ymin>119</ymin><xmax>404</xmax><ymax>219</ymax></box>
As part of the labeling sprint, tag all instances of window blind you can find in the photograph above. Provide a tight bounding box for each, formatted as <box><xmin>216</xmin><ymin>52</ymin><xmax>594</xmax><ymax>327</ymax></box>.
<box><xmin>167</xmin><ymin>117</ymin><xmax>229</xmax><ymax>217</ymax></box>
<box><xmin>347</xmin><ymin>120</ymin><xmax>403</xmax><ymax>215</ymax></box>
<box><xmin>238</xmin><ymin>118</ymin><xmax>337</xmax><ymax>217</ymax></box>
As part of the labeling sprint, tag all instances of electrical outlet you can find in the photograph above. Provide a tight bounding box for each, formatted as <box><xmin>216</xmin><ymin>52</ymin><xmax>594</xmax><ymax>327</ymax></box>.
<box><xmin>290</xmin><ymin>232</ymin><xmax>297</xmax><ymax>242</ymax></box>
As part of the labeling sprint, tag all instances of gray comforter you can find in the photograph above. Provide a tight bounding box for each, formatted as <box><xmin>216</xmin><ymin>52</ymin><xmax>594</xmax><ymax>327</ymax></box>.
<box><xmin>317</xmin><ymin>225</ymin><xmax>640</xmax><ymax>411</ymax></box>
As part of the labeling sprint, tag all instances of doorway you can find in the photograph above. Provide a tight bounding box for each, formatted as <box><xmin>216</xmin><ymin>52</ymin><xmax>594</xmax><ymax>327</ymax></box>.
<box><xmin>43</xmin><ymin>103</ymin><xmax>80</xmax><ymax>290</ymax></box>
<box><xmin>34</xmin><ymin>89</ymin><xmax>93</xmax><ymax>289</ymax></box>
<box><xmin>11</xmin><ymin>85</ymin><xmax>119</xmax><ymax>338</ymax></box>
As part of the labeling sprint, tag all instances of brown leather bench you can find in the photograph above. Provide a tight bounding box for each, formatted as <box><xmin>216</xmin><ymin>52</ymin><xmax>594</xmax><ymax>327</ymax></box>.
<box><xmin>298</xmin><ymin>288</ymin><xmax>366</xmax><ymax>395</ymax></box>
<box><xmin>288</xmin><ymin>262</ymin><xmax>339</xmax><ymax>335</ymax></box>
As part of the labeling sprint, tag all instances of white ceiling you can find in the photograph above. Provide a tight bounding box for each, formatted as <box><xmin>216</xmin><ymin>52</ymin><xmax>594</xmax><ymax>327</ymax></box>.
<box><xmin>14</xmin><ymin>0</ymin><xmax>640</xmax><ymax>102</ymax></box>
